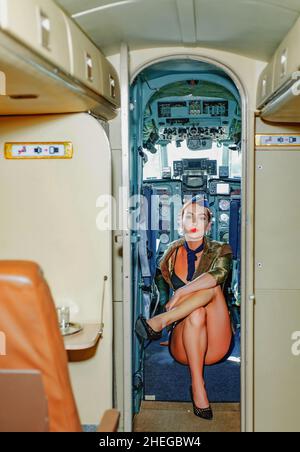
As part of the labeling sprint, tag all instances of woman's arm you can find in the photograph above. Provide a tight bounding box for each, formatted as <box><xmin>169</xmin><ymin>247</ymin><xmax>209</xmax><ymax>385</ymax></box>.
<box><xmin>165</xmin><ymin>273</ymin><xmax>217</xmax><ymax>310</ymax></box>
<box><xmin>166</xmin><ymin>247</ymin><xmax>233</xmax><ymax>310</ymax></box>
<box><xmin>178</xmin><ymin>271</ymin><xmax>217</xmax><ymax>294</ymax></box>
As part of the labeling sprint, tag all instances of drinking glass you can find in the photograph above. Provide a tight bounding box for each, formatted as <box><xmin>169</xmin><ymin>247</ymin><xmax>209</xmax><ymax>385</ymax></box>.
<box><xmin>57</xmin><ymin>306</ymin><xmax>70</xmax><ymax>330</ymax></box>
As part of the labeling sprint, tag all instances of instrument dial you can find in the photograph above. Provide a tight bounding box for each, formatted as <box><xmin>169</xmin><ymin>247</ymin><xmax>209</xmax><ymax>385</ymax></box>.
<box><xmin>219</xmin><ymin>199</ymin><xmax>230</xmax><ymax>211</ymax></box>
<box><xmin>219</xmin><ymin>213</ymin><xmax>230</xmax><ymax>224</ymax></box>
<box><xmin>160</xmin><ymin>233</ymin><xmax>170</xmax><ymax>244</ymax></box>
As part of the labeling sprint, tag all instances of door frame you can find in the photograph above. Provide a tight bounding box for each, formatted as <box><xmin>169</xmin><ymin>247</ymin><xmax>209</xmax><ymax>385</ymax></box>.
<box><xmin>122</xmin><ymin>52</ymin><xmax>254</xmax><ymax>432</ymax></box>
<box><xmin>120</xmin><ymin>42</ymin><xmax>133</xmax><ymax>433</ymax></box>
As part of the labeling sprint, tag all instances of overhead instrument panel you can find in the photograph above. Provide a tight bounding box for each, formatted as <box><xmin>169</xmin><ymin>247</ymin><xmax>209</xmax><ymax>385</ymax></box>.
<box><xmin>158</xmin><ymin>101</ymin><xmax>187</xmax><ymax>118</ymax></box>
<box><xmin>157</xmin><ymin>100</ymin><xmax>228</xmax><ymax>119</ymax></box>
<box><xmin>202</xmin><ymin>100</ymin><xmax>228</xmax><ymax>116</ymax></box>
<box><xmin>153</xmin><ymin>97</ymin><xmax>235</xmax><ymax>146</ymax></box>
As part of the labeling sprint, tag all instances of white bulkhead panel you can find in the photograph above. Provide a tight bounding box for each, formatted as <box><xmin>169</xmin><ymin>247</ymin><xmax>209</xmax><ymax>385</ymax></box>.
<box><xmin>0</xmin><ymin>113</ymin><xmax>113</xmax><ymax>424</ymax></box>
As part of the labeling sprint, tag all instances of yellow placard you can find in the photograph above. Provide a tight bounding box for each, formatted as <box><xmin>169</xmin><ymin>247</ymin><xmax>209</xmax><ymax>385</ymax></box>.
<box><xmin>4</xmin><ymin>142</ymin><xmax>73</xmax><ymax>159</ymax></box>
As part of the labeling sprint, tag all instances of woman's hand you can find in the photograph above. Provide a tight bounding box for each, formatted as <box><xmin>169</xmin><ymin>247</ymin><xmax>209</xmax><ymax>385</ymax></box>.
<box><xmin>165</xmin><ymin>289</ymin><xmax>183</xmax><ymax>311</ymax></box>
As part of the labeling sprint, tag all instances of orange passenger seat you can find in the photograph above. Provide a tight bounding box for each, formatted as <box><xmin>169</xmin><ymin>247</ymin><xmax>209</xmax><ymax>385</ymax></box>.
<box><xmin>0</xmin><ymin>261</ymin><xmax>82</xmax><ymax>432</ymax></box>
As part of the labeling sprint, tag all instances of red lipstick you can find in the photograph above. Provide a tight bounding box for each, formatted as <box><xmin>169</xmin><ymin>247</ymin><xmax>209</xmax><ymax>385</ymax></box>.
<box><xmin>190</xmin><ymin>227</ymin><xmax>197</xmax><ymax>233</ymax></box>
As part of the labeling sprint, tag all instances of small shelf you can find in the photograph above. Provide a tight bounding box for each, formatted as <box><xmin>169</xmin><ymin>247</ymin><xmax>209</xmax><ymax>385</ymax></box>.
<box><xmin>63</xmin><ymin>323</ymin><xmax>102</xmax><ymax>351</ymax></box>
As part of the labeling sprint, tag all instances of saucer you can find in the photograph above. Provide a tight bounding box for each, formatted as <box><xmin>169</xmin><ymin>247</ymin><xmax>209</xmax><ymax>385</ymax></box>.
<box><xmin>60</xmin><ymin>322</ymin><xmax>83</xmax><ymax>337</ymax></box>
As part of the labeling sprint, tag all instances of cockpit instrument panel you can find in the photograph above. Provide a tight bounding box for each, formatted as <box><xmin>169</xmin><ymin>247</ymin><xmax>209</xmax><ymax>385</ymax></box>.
<box><xmin>182</xmin><ymin>158</ymin><xmax>214</xmax><ymax>172</ymax></box>
<box><xmin>159</xmin><ymin>126</ymin><xmax>227</xmax><ymax>143</ymax></box>
<box><xmin>219</xmin><ymin>199</ymin><xmax>231</xmax><ymax>211</ymax></box>
<box><xmin>145</xmin><ymin>95</ymin><xmax>240</xmax><ymax>148</ymax></box>
<box><xmin>158</xmin><ymin>101</ymin><xmax>187</xmax><ymax>118</ymax></box>
<box><xmin>209</xmin><ymin>180</ymin><xmax>231</xmax><ymax>196</ymax></box>
<box><xmin>182</xmin><ymin>175</ymin><xmax>207</xmax><ymax>190</ymax></box>
<box><xmin>173</xmin><ymin>160</ymin><xmax>184</xmax><ymax>176</ymax></box>
<box><xmin>156</xmin><ymin>99</ymin><xmax>231</xmax><ymax>143</ymax></box>
<box><xmin>189</xmin><ymin>100</ymin><xmax>201</xmax><ymax>116</ymax></box>
<box><xmin>216</xmin><ymin>183</ymin><xmax>230</xmax><ymax>195</ymax></box>
<box><xmin>206</xmin><ymin>160</ymin><xmax>218</xmax><ymax>176</ymax></box>
<box><xmin>182</xmin><ymin>159</ymin><xmax>197</xmax><ymax>171</ymax></box>
<box><xmin>158</xmin><ymin>100</ymin><xmax>228</xmax><ymax>119</ymax></box>
<box><xmin>202</xmin><ymin>101</ymin><xmax>228</xmax><ymax>116</ymax></box>
<box><xmin>187</xmin><ymin>137</ymin><xmax>212</xmax><ymax>151</ymax></box>
<box><xmin>219</xmin><ymin>166</ymin><xmax>229</xmax><ymax>178</ymax></box>
<box><xmin>172</xmin><ymin>158</ymin><xmax>218</xmax><ymax>176</ymax></box>
<box><xmin>143</xmin><ymin>179</ymin><xmax>183</xmax><ymax>249</ymax></box>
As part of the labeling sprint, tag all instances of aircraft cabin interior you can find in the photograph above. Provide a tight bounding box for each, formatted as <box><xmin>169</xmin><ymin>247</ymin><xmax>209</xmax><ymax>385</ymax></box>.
<box><xmin>0</xmin><ymin>0</ymin><xmax>300</xmax><ymax>434</ymax></box>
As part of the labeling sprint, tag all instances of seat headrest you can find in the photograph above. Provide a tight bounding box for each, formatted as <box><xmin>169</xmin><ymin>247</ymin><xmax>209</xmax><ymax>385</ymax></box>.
<box><xmin>0</xmin><ymin>261</ymin><xmax>44</xmax><ymax>287</ymax></box>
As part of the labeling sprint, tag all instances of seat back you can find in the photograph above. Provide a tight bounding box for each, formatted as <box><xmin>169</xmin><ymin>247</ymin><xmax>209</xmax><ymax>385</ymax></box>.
<box><xmin>0</xmin><ymin>261</ymin><xmax>81</xmax><ymax>432</ymax></box>
<box><xmin>0</xmin><ymin>370</ymin><xmax>48</xmax><ymax>432</ymax></box>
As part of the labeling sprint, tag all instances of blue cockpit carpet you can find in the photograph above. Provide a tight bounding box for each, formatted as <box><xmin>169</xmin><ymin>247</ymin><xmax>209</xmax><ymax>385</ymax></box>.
<box><xmin>144</xmin><ymin>329</ymin><xmax>240</xmax><ymax>402</ymax></box>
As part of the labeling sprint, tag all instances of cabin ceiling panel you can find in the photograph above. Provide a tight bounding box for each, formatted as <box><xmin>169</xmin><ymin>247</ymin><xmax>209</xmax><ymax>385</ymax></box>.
<box><xmin>262</xmin><ymin>0</ymin><xmax>300</xmax><ymax>11</ymax></box>
<box><xmin>56</xmin><ymin>0</ymin><xmax>300</xmax><ymax>60</ymax></box>
<box><xmin>57</xmin><ymin>0</ymin><xmax>133</xmax><ymax>16</ymax></box>
<box><xmin>61</xmin><ymin>0</ymin><xmax>183</xmax><ymax>54</ymax></box>
<box><xmin>194</xmin><ymin>0</ymin><xmax>298</xmax><ymax>59</ymax></box>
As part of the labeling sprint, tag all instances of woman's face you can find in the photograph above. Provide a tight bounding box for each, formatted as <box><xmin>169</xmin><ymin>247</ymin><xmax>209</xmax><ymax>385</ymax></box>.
<box><xmin>182</xmin><ymin>203</ymin><xmax>211</xmax><ymax>240</ymax></box>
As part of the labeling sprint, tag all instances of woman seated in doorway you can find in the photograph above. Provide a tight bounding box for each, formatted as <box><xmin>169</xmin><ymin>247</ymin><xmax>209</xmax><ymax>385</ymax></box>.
<box><xmin>135</xmin><ymin>195</ymin><xmax>233</xmax><ymax>420</ymax></box>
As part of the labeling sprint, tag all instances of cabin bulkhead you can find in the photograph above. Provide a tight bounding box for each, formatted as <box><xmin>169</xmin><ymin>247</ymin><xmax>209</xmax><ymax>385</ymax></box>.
<box><xmin>0</xmin><ymin>0</ymin><xmax>300</xmax><ymax>434</ymax></box>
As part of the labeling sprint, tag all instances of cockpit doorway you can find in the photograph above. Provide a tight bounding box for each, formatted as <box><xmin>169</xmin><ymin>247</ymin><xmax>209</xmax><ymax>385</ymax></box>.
<box><xmin>130</xmin><ymin>58</ymin><xmax>243</xmax><ymax>432</ymax></box>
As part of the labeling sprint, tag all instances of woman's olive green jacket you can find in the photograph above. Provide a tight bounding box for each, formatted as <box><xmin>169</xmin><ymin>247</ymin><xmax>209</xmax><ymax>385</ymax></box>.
<box><xmin>155</xmin><ymin>236</ymin><xmax>233</xmax><ymax>302</ymax></box>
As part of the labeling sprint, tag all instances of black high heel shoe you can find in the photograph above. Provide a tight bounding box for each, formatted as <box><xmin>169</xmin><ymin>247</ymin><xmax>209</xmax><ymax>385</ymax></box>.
<box><xmin>135</xmin><ymin>315</ymin><xmax>162</xmax><ymax>341</ymax></box>
<box><xmin>189</xmin><ymin>385</ymin><xmax>213</xmax><ymax>420</ymax></box>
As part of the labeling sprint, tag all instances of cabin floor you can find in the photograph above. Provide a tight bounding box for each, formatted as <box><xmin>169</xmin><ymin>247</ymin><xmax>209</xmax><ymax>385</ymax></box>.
<box><xmin>144</xmin><ymin>329</ymin><xmax>240</xmax><ymax>402</ymax></box>
<box><xmin>133</xmin><ymin>401</ymin><xmax>240</xmax><ymax>432</ymax></box>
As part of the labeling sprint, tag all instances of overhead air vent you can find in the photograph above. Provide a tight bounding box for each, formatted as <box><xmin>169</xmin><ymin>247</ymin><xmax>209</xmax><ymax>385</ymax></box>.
<box><xmin>39</xmin><ymin>10</ymin><xmax>51</xmax><ymax>50</ymax></box>
<box><xmin>109</xmin><ymin>75</ymin><xmax>116</xmax><ymax>99</ymax></box>
<box><xmin>86</xmin><ymin>53</ymin><xmax>93</xmax><ymax>82</ymax></box>
<box><xmin>280</xmin><ymin>49</ymin><xmax>288</xmax><ymax>80</ymax></box>
<box><xmin>261</xmin><ymin>77</ymin><xmax>267</xmax><ymax>99</ymax></box>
